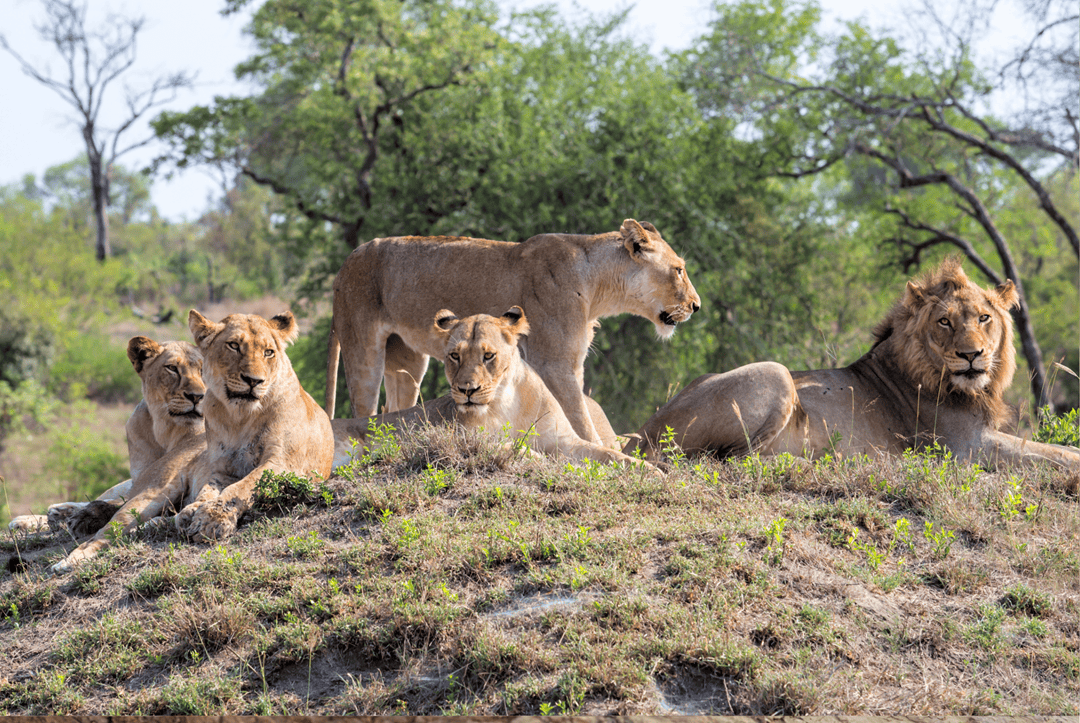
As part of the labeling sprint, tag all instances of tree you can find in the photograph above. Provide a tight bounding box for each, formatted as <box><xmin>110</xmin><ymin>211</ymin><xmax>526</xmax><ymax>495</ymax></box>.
<box><xmin>682</xmin><ymin>0</ymin><xmax>1078</xmax><ymax>411</ymax></box>
<box><xmin>1</xmin><ymin>0</ymin><xmax>193</xmax><ymax>261</ymax></box>
<box><xmin>152</xmin><ymin>0</ymin><xmax>499</xmax><ymax>252</ymax></box>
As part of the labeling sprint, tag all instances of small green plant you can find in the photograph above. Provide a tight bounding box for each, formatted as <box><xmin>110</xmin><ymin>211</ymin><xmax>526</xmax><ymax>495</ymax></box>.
<box><xmin>891</xmin><ymin>517</ymin><xmax>915</xmax><ymax>554</ymax></box>
<box><xmin>286</xmin><ymin>530</ymin><xmax>325</xmax><ymax>558</ymax></box>
<box><xmin>963</xmin><ymin>603</ymin><xmax>1007</xmax><ymax>651</ymax></box>
<box><xmin>1001</xmin><ymin>583</ymin><xmax>1053</xmax><ymax>618</ymax></box>
<box><xmin>659</xmin><ymin>425</ymin><xmax>687</xmax><ymax>468</ymax></box>
<box><xmin>564</xmin><ymin>458</ymin><xmax>614</xmax><ymax>484</ymax></box>
<box><xmin>997</xmin><ymin>476</ymin><xmax>1025</xmax><ymax>520</ymax></box>
<box><xmin>362</xmin><ymin>419</ymin><xmax>402</xmax><ymax>462</ymax></box>
<box><xmin>1034</xmin><ymin>406</ymin><xmax>1079</xmax><ymax>447</ymax></box>
<box><xmin>420</xmin><ymin>465</ymin><xmax>456</xmax><ymax>496</ymax></box>
<box><xmin>845</xmin><ymin>528</ymin><xmax>886</xmax><ymax>570</ymax></box>
<box><xmin>562</xmin><ymin>525</ymin><xmax>593</xmax><ymax>557</ymax></box>
<box><xmin>254</xmin><ymin>469</ymin><xmax>332</xmax><ymax>512</ymax></box>
<box><xmin>763</xmin><ymin>516</ymin><xmax>788</xmax><ymax>566</ymax></box>
<box><xmin>923</xmin><ymin>521</ymin><xmax>956</xmax><ymax>560</ymax></box>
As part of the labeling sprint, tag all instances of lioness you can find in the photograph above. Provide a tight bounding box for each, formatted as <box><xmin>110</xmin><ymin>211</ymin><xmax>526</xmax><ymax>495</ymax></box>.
<box><xmin>175</xmin><ymin>310</ymin><xmax>334</xmax><ymax>542</ymax></box>
<box><xmin>326</xmin><ymin>219</ymin><xmax>700</xmax><ymax>445</ymax></box>
<box><xmin>49</xmin><ymin>337</ymin><xmax>208</xmax><ymax>571</ymax></box>
<box><xmin>625</xmin><ymin>258</ymin><xmax>1080</xmax><ymax>469</ymax></box>
<box><xmin>331</xmin><ymin>307</ymin><xmax>655</xmax><ymax>471</ymax></box>
<box><xmin>8</xmin><ymin>338</ymin><xmax>207</xmax><ymax>571</ymax></box>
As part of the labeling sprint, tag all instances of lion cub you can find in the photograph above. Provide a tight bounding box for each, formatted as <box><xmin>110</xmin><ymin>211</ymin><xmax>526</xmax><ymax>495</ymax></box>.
<box><xmin>332</xmin><ymin>307</ymin><xmax>656</xmax><ymax>472</ymax></box>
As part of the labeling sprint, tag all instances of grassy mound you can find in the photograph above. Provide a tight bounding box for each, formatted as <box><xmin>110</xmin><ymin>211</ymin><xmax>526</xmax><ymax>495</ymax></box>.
<box><xmin>2</xmin><ymin>423</ymin><xmax>1077</xmax><ymax>715</ymax></box>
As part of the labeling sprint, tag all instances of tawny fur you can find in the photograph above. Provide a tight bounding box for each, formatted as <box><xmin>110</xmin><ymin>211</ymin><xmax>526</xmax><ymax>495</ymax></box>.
<box><xmin>175</xmin><ymin>310</ymin><xmax>334</xmax><ymax>542</ymax></box>
<box><xmin>44</xmin><ymin>338</ymin><xmax>208</xmax><ymax>572</ymax></box>
<box><xmin>625</xmin><ymin>258</ymin><xmax>1079</xmax><ymax>470</ymax></box>
<box><xmin>331</xmin><ymin>308</ymin><xmax>657</xmax><ymax>472</ymax></box>
<box><xmin>326</xmin><ymin>219</ymin><xmax>700</xmax><ymax>445</ymax></box>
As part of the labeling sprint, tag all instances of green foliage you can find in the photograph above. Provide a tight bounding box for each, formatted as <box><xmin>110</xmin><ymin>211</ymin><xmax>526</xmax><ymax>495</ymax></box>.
<box><xmin>254</xmin><ymin>470</ymin><xmax>333</xmax><ymax>513</ymax></box>
<box><xmin>1001</xmin><ymin>584</ymin><xmax>1053</xmax><ymax>618</ymax></box>
<box><xmin>1035</xmin><ymin>407</ymin><xmax>1079</xmax><ymax>447</ymax></box>
<box><xmin>41</xmin><ymin>403</ymin><xmax>129</xmax><ymax>504</ymax></box>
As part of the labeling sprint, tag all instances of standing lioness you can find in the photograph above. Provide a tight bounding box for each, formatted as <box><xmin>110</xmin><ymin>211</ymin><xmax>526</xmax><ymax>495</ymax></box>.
<box><xmin>327</xmin><ymin>219</ymin><xmax>700</xmax><ymax>444</ymax></box>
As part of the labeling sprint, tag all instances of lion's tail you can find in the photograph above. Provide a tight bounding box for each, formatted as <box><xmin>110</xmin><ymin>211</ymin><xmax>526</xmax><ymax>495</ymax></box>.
<box><xmin>325</xmin><ymin>319</ymin><xmax>340</xmax><ymax>419</ymax></box>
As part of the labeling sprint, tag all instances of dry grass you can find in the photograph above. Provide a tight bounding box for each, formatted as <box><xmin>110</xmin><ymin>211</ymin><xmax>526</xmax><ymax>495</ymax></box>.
<box><xmin>1</xmin><ymin>422</ymin><xmax>1077</xmax><ymax>715</ymax></box>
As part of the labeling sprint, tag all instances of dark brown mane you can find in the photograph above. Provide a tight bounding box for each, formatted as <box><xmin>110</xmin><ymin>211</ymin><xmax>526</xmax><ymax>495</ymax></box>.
<box><xmin>869</xmin><ymin>258</ymin><xmax>1017</xmax><ymax>429</ymax></box>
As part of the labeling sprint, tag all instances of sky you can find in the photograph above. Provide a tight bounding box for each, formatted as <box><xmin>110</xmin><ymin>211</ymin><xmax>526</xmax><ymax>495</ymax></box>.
<box><xmin>0</xmin><ymin>0</ymin><xmax>1033</xmax><ymax>222</ymax></box>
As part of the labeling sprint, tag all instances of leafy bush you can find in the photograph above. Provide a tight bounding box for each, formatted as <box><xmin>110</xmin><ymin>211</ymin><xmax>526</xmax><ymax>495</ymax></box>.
<box><xmin>49</xmin><ymin>332</ymin><xmax>141</xmax><ymax>403</ymax></box>
<box><xmin>253</xmin><ymin>469</ymin><xmax>333</xmax><ymax>513</ymax></box>
<box><xmin>1034</xmin><ymin>407</ymin><xmax>1079</xmax><ymax>447</ymax></box>
<box><xmin>41</xmin><ymin>403</ymin><xmax>129</xmax><ymax>503</ymax></box>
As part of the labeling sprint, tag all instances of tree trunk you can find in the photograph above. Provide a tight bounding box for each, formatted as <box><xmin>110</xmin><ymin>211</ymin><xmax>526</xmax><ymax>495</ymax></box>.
<box><xmin>1012</xmin><ymin>297</ymin><xmax>1050</xmax><ymax>413</ymax></box>
<box><xmin>83</xmin><ymin>126</ymin><xmax>111</xmax><ymax>262</ymax></box>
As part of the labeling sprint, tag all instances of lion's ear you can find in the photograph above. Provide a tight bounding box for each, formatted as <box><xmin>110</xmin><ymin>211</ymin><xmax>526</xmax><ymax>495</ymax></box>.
<box><xmin>269</xmin><ymin>311</ymin><xmax>299</xmax><ymax>346</ymax></box>
<box><xmin>127</xmin><ymin>336</ymin><xmax>163</xmax><ymax>373</ymax></box>
<box><xmin>188</xmin><ymin>310</ymin><xmax>222</xmax><ymax>349</ymax></box>
<box><xmin>621</xmin><ymin>219</ymin><xmax>652</xmax><ymax>257</ymax></box>
<box><xmin>502</xmin><ymin>306</ymin><xmax>530</xmax><ymax>338</ymax></box>
<box><xmin>433</xmin><ymin>309</ymin><xmax>459</xmax><ymax>337</ymax></box>
<box><xmin>903</xmin><ymin>280</ymin><xmax>927</xmax><ymax>308</ymax></box>
<box><xmin>993</xmin><ymin>279</ymin><xmax>1019</xmax><ymax>310</ymax></box>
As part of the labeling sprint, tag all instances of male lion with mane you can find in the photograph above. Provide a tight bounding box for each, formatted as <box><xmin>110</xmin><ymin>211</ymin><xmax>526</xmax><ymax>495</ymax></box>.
<box><xmin>175</xmin><ymin>310</ymin><xmax>334</xmax><ymax>542</ymax></box>
<box><xmin>331</xmin><ymin>307</ymin><xmax>656</xmax><ymax>471</ymax></box>
<box><xmin>326</xmin><ymin>219</ymin><xmax>700</xmax><ymax>445</ymax></box>
<box><xmin>625</xmin><ymin>258</ymin><xmax>1080</xmax><ymax>469</ymax></box>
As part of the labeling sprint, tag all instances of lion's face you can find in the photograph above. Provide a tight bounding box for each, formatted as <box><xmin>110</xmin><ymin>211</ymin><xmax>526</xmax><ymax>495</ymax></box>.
<box><xmin>897</xmin><ymin>259</ymin><xmax>1019</xmax><ymax>397</ymax></box>
<box><xmin>127</xmin><ymin>337</ymin><xmax>206</xmax><ymax>429</ymax></box>
<box><xmin>188</xmin><ymin>310</ymin><xmax>300</xmax><ymax>415</ymax></box>
<box><xmin>433</xmin><ymin>307</ymin><xmax>529</xmax><ymax>414</ymax></box>
<box><xmin>619</xmin><ymin>219</ymin><xmax>701</xmax><ymax>340</ymax></box>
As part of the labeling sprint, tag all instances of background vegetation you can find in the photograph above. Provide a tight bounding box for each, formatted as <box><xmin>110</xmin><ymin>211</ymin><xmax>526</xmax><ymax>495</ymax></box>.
<box><xmin>1</xmin><ymin>0</ymin><xmax>1076</xmax><ymax>515</ymax></box>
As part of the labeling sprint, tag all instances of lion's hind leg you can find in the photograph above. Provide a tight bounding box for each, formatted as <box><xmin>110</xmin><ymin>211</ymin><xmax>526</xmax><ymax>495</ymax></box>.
<box><xmin>383</xmin><ymin>334</ymin><xmax>430</xmax><ymax>412</ymax></box>
<box><xmin>623</xmin><ymin>362</ymin><xmax>798</xmax><ymax>460</ymax></box>
<box><xmin>52</xmin><ymin>471</ymin><xmax>189</xmax><ymax>572</ymax></box>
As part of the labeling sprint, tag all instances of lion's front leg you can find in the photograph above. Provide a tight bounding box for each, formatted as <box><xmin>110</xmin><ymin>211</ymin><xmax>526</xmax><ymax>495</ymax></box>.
<box><xmin>539</xmin><ymin>372</ymin><xmax>602</xmax><ymax>445</ymax></box>
<box><xmin>176</xmin><ymin>470</ymin><xmax>235</xmax><ymax>540</ymax></box>
<box><xmin>178</xmin><ymin>467</ymin><xmax>264</xmax><ymax>542</ymax></box>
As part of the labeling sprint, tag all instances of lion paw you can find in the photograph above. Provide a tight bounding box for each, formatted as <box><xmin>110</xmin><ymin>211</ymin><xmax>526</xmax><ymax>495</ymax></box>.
<box><xmin>67</xmin><ymin>500</ymin><xmax>123</xmax><ymax>538</ymax></box>
<box><xmin>8</xmin><ymin>514</ymin><xmax>49</xmax><ymax>533</ymax></box>
<box><xmin>176</xmin><ymin>500</ymin><xmax>237</xmax><ymax>542</ymax></box>
<box><xmin>47</xmin><ymin>502</ymin><xmax>89</xmax><ymax>532</ymax></box>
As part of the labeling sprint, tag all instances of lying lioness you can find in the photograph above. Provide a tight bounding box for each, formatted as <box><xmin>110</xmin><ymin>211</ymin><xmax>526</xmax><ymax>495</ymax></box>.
<box><xmin>331</xmin><ymin>307</ymin><xmax>655</xmax><ymax>471</ymax></box>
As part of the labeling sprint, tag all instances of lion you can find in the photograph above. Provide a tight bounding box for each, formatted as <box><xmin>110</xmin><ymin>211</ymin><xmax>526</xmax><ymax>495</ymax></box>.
<box><xmin>325</xmin><ymin>219</ymin><xmax>700</xmax><ymax>445</ymax></box>
<box><xmin>624</xmin><ymin>258</ymin><xmax>1080</xmax><ymax>470</ymax></box>
<box><xmin>174</xmin><ymin>310</ymin><xmax>334</xmax><ymax>542</ymax></box>
<box><xmin>330</xmin><ymin>307</ymin><xmax>656</xmax><ymax>471</ymax></box>
<box><xmin>8</xmin><ymin>338</ymin><xmax>208</xmax><ymax>572</ymax></box>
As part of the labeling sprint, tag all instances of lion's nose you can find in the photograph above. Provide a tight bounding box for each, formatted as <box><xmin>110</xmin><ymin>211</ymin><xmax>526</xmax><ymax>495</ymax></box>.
<box><xmin>458</xmin><ymin>385</ymin><xmax>477</xmax><ymax>398</ymax></box>
<box><xmin>240</xmin><ymin>374</ymin><xmax>264</xmax><ymax>389</ymax></box>
<box><xmin>185</xmin><ymin>391</ymin><xmax>204</xmax><ymax>405</ymax></box>
<box><xmin>956</xmin><ymin>350</ymin><xmax>982</xmax><ymax>363</ymax></box>
<box><xmin>691</xmin><ymin>301</ymin><xmax>700</xmax><ymax>313</ymax></box>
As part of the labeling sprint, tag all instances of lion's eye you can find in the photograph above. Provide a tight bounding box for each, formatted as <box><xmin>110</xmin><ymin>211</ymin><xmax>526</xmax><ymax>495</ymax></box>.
<box><xmin>264</xmin><ymin>348</ymin><xmax>274</xmax><ymax>358</ymax></box>
<box><xmin>483</xmin><ymin>352</ymin><xmax>495</xmax><ymax>362</ymax></box>
<box><xmin>675</xmin><ymin>268</ymin><xmax>684</xmax><ymax>277</ymax></box>
<box><xmin>978</xmin><ymin>314</ymin><xmax>990</xmax><ymax>323</ymax></box>
<box><xmin>165</xmin><ymin>365</ymin><xmax>179</xmax><ymax>375</ymax></box>
<box><xmin>227</xmin><ymin>342</ymin><xmax>240</xmax><ymax>352</ymax></box>
<box><xmin>449</xmin><ymin>352</ymin><xmax>460</xmax><ymax>362</ymax></box>
<box><xmin>937</xmin><ymin>318</ymin><xmax>951</xmax><ymax>328</ymax></box>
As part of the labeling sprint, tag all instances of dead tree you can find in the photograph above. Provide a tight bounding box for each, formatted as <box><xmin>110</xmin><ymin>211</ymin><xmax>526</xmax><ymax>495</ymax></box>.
<box><xmin>1</xmin><ymin>0</ymin><xmax>193</xmax><ymax>261</ymax></box>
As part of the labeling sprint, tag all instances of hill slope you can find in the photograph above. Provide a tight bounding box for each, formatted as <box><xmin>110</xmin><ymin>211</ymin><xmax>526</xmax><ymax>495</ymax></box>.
<box><xmin>2</xmin><ymin>424</ymin><xmax>1077</xmax><ymax>715</ymax></box>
